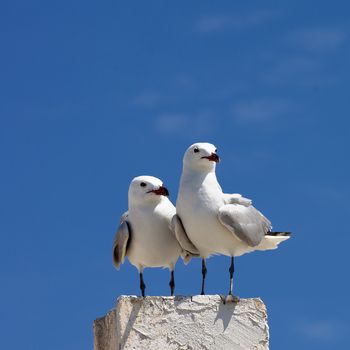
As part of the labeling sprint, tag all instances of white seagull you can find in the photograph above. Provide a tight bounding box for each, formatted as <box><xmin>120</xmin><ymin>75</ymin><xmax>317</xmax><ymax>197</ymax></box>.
<box><xmin>113</xmin><ymin>176</ymin><xmax>183</xmax><ymax>296</ymax></box>
<box><xmin>173</xmin><ymin>142</ymin><xmax>291</xmax><ymax>300</ymax></box>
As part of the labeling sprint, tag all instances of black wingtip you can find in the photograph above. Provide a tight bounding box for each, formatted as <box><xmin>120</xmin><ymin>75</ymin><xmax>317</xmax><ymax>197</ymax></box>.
<box><xmin>266</xmin><ymin>231</ymin><xmax>292</xmax><ymax>236</ymax></box>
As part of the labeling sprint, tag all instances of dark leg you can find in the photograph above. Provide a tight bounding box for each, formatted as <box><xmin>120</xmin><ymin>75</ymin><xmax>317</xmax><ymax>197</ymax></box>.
<box><xmin>139</xmin><ymin>272</ymin><xmax>146</xmax><ymax>297</ymax></box>
<box><xmin>201</xmin><ymin>258</ymin><xmax>207</xmax><ymax>295</ymax></box>
<box><xmin>228</xmin><ymin>256</ymin><xmax>234</xmax><ymax>295</ymax></box>
<box><xmin>169</xmin><ymin>270</ymin><xmax>175</xmax><ymax>296</ymax></box>
<box><xmin>223</xmin><ymin>256</ymin><xmax>239</xmax><ymax>303</ymax></box>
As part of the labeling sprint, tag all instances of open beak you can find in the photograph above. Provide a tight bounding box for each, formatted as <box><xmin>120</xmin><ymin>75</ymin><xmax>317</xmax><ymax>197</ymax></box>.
<box><xmin>201</xmin><ymin>152</ymin><xmax>220</xmax><ymax>163</ymax></box>
<box><xmin>148</xmin><ymin>185</ymin><xmax>169</xmax><ymax>197</ymax></box>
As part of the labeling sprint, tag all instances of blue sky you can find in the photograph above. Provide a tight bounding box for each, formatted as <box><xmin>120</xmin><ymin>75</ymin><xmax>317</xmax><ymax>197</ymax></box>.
<box><xmin>1</xmin><ymin>1</ymin><xmax>349</xmax><ymax>349</ymax></box>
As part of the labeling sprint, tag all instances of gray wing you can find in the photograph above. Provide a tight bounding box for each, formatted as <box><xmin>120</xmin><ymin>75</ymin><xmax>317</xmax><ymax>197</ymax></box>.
<box><xmin>223</xmin><ymin>193</ymin><xmax>252</xmax><ymax>207</ymax></box>
<box><xmin>171</xmin><ymin>214</ymin><xmax>200</xmax><ymax>262</ymax></box>
<box><xmin>112</xmin><ymin>212</ymin><xmax>130</xmax><ymax>270</ymax></box>
<box><xmin>119</xmin><ymin>211</ymin><xmax>129</xmax><ymax>224</ymax></box>
<box><xmin>218</xmin><ymin>204</ymin><xmax>271</xmax><ymax>247</ymax></box>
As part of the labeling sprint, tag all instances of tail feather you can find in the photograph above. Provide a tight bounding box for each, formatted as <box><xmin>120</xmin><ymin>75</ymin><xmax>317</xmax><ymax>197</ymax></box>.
<box><xmin>256</xmin><ymin>231</ymin><xmax>291</xmax><ymax>251</ymax></box>
<box><xmin>266</xmin><ymin>231</ymin><xmax>292</xmax><ymax>237</ymax></box>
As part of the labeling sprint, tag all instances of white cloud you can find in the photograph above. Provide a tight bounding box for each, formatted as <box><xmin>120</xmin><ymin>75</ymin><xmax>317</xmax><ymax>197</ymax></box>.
<box><xmin>298</xmin><ymin>320</ymin><xmax>346</xmax><ymax>341</ymax></box>
<box><xmin>154</xmin><ymin>112</ymin><xmax>214</xmax><ymax>135</ymax></box>
<box><xmin>261</xmin><ymin>28</ymin><xmax>346</xmax><ymax>88</ymax></box>
<box><xmin>196</xmin><ymin>15</ymin><xmax>231</xmax><ymax>33</ymax></box>
<box><xmin>301</xmin><ymin>184</ymin><xmax>346</xmax><ymax>203</ymax></box>
<box><xmin>265</xmin><ymin>56</ymin><xmax>318</xmax><ymax>79</ymax></box>
<box><xmin>261</xmin><ymin>56</ymin><xmax>327</xmax><ymax>87</ymax></box>
<box><xmin>291</xmin><ymin>27</ymin><xmax>346</xmax><ymax>53</ymax></box>
<box><xmin>232</xmin><ymin>98</ymin><xmax>289</xmax><ymax>123</ymax></box>
<box><xmin>196</xmin><ymin>10</ymin><xmax>279</xmax><ymax>33</ymax></box>
<box><xmin>154</xmin><ymin>113</ymin><xmax>188</xmax><ymax>133</ymax></box>
<box><xmin>133</xmin><ymin>91</ymin><xmax>161</xmax><ymax>107</ymax></box>
<box><xmin>174</xmin><ymin>75</ymin><xmax>197</xmax><ymax>91</ymax></box>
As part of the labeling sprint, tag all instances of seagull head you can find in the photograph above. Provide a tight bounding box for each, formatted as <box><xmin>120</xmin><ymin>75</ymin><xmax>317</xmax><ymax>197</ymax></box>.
<box><xmin>183</xmin><ymin>142</ymin><xmax>220</xmax><ymax>172</ymax></box>
<box><xmin>128</xmin><ymin>175</ymin><xmax>169</xmax><ymax>206</ymax></box>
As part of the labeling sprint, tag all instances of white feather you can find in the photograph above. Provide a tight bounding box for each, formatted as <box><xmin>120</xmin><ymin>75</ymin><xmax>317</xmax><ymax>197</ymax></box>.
<box><xmin>113</xmin><ymin>176</ymin><xmax>182</xmax><ymax>272</ymax></box>
<box><xmin>176</xmin><ymin>142</ymin><xmax>290</xmax><ymax>258</ymax></box>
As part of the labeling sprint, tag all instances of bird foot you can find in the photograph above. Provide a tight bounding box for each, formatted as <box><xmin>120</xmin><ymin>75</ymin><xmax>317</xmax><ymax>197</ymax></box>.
<box><xmin>220</xmin><ymin>294</ymin><xmax>240</xmax><ymax>304</ymax></box>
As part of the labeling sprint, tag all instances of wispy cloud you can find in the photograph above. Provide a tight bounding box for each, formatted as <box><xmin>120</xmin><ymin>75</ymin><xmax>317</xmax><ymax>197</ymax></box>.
<box><xmin>133</xmin><ymin>91</ymin><xmax>161</xmax><ymax>107</ymax></box>
<box><xmin>262</xmin><ymin>26</ymin><xmax>347</xmax><ymax>87</ymax></box>
<box><xmin>300</xmin><ymin>183</ymin><xmax>347</xmax><ymax>204</ymax></box>
<box><xmin>262</xmin><ymin>56</ymin><xmax>324</xmax><ymax>87</ymax></box>
<box><xmin>154</xmin><ymin>113</ymin><xmax>188</xmax><ymax>133</ymax></box>
<box><xmin>297</xmin><ymin>320</ymin><xmax>346</xmax><ymax>341</ymax></box>
<box><xmin>154</xmin><ymin>112</ymin><xmax>213</xmax><ymax>136</ymax></box>
<box><xmin>174</xmin><ymin>75</ymin><xmax>197</xmax><ymax>91</ymax></box>
<box><xmin>132</xmin><ymin>76</ymin><xmax>198</xmax><ymax>108</ymax></box>
<box><xmin>196</xmin><ymin>9</ymin><xmax>279</xmax><ymax>33</ymax></box>
<box><xmin>232</xmin><ymin>98</ymin><xmax>289</xmax><ymax>123</ymax></box>
<box><xmin>290</xmin><ymin>27</ymin><xmax>346</xmax><ymax>53</ymax></box>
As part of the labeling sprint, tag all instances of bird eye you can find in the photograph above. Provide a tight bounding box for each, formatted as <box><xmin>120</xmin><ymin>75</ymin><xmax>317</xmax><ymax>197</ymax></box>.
<box><xmin>140</xmin><ymin>182</ymin><xmax>146</xmax><ymax>187</ymax></box>
<box><xmin>215</xmin><ymin>149</ymin><xmax>217</xmax><ymax>153</ymax></box>
<box><xmin>194</xmin><ymin>147</ymin><xmax>199</xmax><ymax>153</ymax></box>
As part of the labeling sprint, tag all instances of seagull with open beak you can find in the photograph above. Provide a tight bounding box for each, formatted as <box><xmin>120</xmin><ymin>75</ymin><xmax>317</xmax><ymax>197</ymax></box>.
<box><xmin>173</xmin><ymin>142</ymin><xmax>291</xmax><ymax>302</ymax></box>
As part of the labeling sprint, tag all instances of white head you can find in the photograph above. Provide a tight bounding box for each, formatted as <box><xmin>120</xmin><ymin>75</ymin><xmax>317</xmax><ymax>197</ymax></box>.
<box><xmin>128</xmin><ymin>175</ymin><xmax>169</xmax><ymax>206</ymax></box>
<box><xmin>183</xmin><ymin>142</ymin><xmax>220</xmax><ymax>173</ymax></box>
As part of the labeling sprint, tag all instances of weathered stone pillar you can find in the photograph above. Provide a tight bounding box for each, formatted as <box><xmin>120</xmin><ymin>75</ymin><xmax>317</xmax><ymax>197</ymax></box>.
<box><xmin>93</xmin><ymin>295</ymin><xmax>269</xmax><ymax>350</ymax></box>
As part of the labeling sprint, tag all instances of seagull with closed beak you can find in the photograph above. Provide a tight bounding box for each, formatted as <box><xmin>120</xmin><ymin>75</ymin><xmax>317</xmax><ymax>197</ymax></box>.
<box><xmin>113</xmin><ymin>176</ymin><xmax>184</xmax><ymax>297</ymax></box>
<box><xmin>173</xmin><ymin>142</ymin><xmax>291</xmax><ymax>301</ymax></box>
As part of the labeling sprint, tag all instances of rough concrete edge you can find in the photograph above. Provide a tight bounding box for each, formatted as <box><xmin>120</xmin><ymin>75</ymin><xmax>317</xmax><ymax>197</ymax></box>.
<box><xmin>253</xmin><ymin>298</ymin><xmax>270</xmax><ymax>348</ymax></box>
<box><xmin>93</xmin><ymin>296</ymin><xmax>270</xmax><ymax>349</ymax></box>
<box><xmin>115</xmin><ymin>295</ymin><xmax>264</xmax><ymax>302</ymax></box>
<box><xmin>93</xmin><ymin>308</ymin><xmax>117</xmax><ymax>350</ymax></box>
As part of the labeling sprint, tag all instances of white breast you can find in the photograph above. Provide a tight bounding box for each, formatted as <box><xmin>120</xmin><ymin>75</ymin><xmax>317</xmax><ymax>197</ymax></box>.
<box><xmin>127</xmin><ymin>200</ymin><xmax>181</xmax><ymax>270</ymax></box>
<box><xmin>177</xmin><ymin>173</ymin><xmax>247</xmax><ymax>258</ymax></box>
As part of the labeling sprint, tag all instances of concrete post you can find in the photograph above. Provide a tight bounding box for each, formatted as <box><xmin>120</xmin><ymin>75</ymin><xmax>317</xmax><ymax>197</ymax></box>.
<box><xmin>93</xmin><ymin>295</ymin><xmax>269</xmax><ymax>350</ymax></box>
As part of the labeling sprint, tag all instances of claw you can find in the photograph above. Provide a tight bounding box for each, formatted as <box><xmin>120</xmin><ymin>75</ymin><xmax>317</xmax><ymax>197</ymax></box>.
<box><xmin>221</xmin><ymin>294</ymin><xmax>240</xmax><ymax>304</ymax></box>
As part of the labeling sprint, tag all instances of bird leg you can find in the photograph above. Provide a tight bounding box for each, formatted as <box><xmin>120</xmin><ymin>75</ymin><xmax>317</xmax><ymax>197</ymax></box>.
<box><xmin>228</xmin><ymin>256</ymin><xmax>234</xmax><ymax>295</ymax></box>
<box><xmin>139</xmin><ymin>272</ymin><xmax>146</xmax><ymax>297</ymax></box>
<box><xmin>169</xmin><ymin>270</ymin><xmax>175</xmax><ymax>296</ymax></box>
<box><xmin>201</xmin><ymin>258</ymin><xmax>207</xmax><ymax>295</ymax></box>
<box><xmin>225</xmin><ymin>256</ymin><xmax>239</xmax><ymax>303</ymax></box>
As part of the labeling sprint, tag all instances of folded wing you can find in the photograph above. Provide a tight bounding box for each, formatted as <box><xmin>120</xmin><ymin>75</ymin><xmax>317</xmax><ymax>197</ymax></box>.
<box><xmin>112</xmin><ymin>212</ymin><xmax>131</xmax><ymax>270</ymax></box>
<box><xmin>171</xmin><ymin>214</ymin><xmax>199</xmax><ymax>262</ymax></box>
<box><xmin>223</xmin><ymin>193</ymin><xmax>252</xmax><ymax>207</ymax></box>
<box><xmin>218</xmin><ymin>204</ymin><xmax>271</xmax><ymax>247</ymax></box>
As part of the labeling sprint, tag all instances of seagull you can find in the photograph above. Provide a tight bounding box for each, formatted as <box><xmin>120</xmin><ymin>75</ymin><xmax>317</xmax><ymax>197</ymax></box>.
<box><xmin>113</xmin><ymin>176</ymin><xmax>183</xmax><ymax>297</ymax></box>
<box><xmin>173</xmin><ymin>142</ymin><xmax>291</xmax><ymax>300</ymax></box>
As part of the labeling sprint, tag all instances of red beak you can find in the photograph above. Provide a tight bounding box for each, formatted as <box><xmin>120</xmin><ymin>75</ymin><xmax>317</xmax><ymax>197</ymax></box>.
<box><xmin>148</xmin><ymin>186</ymin><xmax>169</xmax><ymax>196</ymax></box>
<box><xmin>201</xmin><ymin>153</ymin><xmax>220</xmax><ymax>163</ymax></box>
